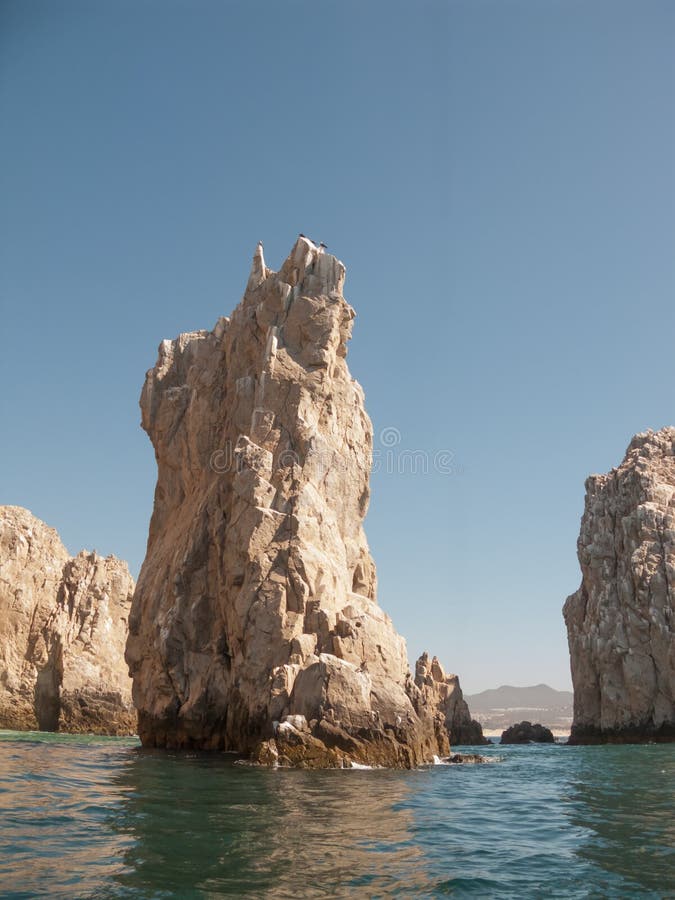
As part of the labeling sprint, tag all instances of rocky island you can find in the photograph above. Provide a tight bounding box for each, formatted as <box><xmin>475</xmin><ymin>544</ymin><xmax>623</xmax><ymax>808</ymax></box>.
<box><xmin>0</xmin><ymin>506</ymin><xmax>135</xmax><ymax>734</ymax></box>
<box><xmin>500</xmin><ymin>721</ymin><xmax>554</xmax><ymax>744</ymax></box>
<box><xmin>564</xmin><ymin>428</ymin><xmax>675</xmax><ymax>743</ymax></box>
<box><xmin>126</xmin><ymin>237</ymin><xmax>481</xmax><ymax>766</ymax></box>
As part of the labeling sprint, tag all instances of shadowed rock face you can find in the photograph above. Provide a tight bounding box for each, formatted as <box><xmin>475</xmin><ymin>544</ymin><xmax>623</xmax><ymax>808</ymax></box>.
<box><xmin>500</xmin><ymin>721</ymin><xmax>554</xmax><ymax>744</ymax></box>
<box><xmin>126</xmin><ymin>238</ymin><xmax>449</xmax><ymax>767</ymax></box>
<box><xmin>414</xmin><ymin>652</ymin><xmax>488</xmax><ymax>745</ymax></box>
<box><xmin>564</xmin><ymin>428</ymin><xmax>675</xmax><ymax>744</ymax></box>
<box><xmin>0</xmin><ymin>506</ymin><xmax>135</xmax><ymax>734</ymax></box>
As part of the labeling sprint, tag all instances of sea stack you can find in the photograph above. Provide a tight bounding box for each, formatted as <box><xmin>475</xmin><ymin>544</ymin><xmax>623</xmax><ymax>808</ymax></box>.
<box><xmin>0</xmin><ymin>506</ymin><xmax>136</xmax><ymax>734</ymax></box>
<box><xmin>415</xmin><ymin>652</ymin><xmax>487</xmax><ymax>745</ymax></box>
<box><xmin>564</xmin><ymin>428</ymin><xmax>675</xmax><ymax>743</ymax></box>
<box><xmin>126</xmin><ymin>237</ymin><xmax>451</xmax><ymax>767</ymax></box>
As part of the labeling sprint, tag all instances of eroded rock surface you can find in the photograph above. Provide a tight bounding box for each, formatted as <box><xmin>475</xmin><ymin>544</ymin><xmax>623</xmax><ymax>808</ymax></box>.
<box><xmin>414</xmin><ymin>652</ymin><xmax>487</xmax><ymax>745</ymax></box>
<box><xmin>126</xmin><ymin>238</ymin><xmax>451</xmax><ymax>766</ymax></box>
<box><xmin>0</xmin><ymin>506</ymin><xmax>135</xmax><ymax>734</ymax></box>
<box><xmin>564</xmin><ymin>428</ymin><xmax>675</xmax><ymax>743</ymax></box>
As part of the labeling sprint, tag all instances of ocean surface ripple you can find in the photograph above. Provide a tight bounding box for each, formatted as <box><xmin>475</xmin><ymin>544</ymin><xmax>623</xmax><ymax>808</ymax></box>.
<box><xmin>0</xmin><ymin>731</ymin><xmax>672</xmax><ymax>898</ymax></box>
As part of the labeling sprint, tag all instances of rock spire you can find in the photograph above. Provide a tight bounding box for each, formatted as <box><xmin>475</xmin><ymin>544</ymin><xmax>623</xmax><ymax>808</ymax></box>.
<box><xmin>126</xmin><ymin>237</ymin><xmax>453</xmax><ymax>766</ymax></box>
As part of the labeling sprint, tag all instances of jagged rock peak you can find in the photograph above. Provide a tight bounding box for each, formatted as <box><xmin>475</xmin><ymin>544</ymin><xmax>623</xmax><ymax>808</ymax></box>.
<box><xmin>414</xmin><ymin>652</ymin><xmax>487</xmax><ymax>745</ymax></box>
<box><xmin>564</xmin><ymin>427</ymin><xmax>675</xmax><ymax>743</ymax></box>
<box><xmin>126</xmin><ymin>238</ymin><xmax>451</xmax><ymax>766</ymax></box>
<box><xmin>246</xmin><ymin>236</ymin><xmax>345</xmax><ymax>299</ymax></box>
<box><xmin>0</xmin><ymin>506</ymin><xmax>135</xmax><ymax>734</ymax></box>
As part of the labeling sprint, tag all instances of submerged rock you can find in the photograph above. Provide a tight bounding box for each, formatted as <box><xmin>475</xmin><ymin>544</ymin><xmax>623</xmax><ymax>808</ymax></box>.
<box><xmin>564</xmin><ymin>428</ymin><xmax>675</xmax><ymax>744</ymax></box>
<box><xmin>0</xmin><ymin>506</ymin><xmax>135</xmax><ymax>734</ymax></box>
<box><xmin>414</xmin><ymin>652</ymin><xmax>488</xmax><ymax>745</ymax></box>
<box><xmin>445</xmin><ymin>752</ymin><xmax>490</xmax><ymax>764</ymax></box>
<box><xmin>126</xmin><ymin>237</ymin><xmax>451</xmax><ymax>767</ymax></box>
<box><xmin>500</xmin><ymin>721</ymin><xmax>554</xmax><ymax>744</ymax></box>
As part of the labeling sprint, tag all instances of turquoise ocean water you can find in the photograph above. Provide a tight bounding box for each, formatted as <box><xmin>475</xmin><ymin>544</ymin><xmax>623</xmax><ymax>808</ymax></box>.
<box><xmin>0</xmin><ymin>730</ymin><xmax>673</xmax><ymax>898</ymax></box>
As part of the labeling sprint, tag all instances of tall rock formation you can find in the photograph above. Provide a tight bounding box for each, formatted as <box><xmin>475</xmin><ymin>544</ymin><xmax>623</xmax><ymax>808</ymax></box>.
<box><xmin>415</xmin><ymin>652</ymin><xmax>487</xmax><ymax>745</ymax></box>
<box><xmin>0</xmin><ymin>506</ymin><xmax>135</xmax><ymax>734</ymax></box>
<box><xmin>564</xmin><ymin>428</ymin><xmax>675</xmax><ymax>743</ymax></box>
<box><xmin>126</xmin><ymin>237</ymin><xmax>450</xmax><ymax>767</ymax></box>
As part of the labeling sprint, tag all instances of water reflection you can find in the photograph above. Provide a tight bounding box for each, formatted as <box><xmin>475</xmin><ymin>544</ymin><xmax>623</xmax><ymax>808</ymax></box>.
<box><xmin>0</xmin><ymin>734</ymin><xmax>135</xmax><ymax>898</ymax></box>
<box><xmin>105</xmin><ymin>751</ymin><xmax>429</xmax><ymax>898</ymax></box>
<box><xmin>1</xmin><ymin>732</ymin><xmax>673</xmax><ymax>898</ymax></box>
<box><xmin>565</xmin><ymin>745</ymin><xmax>675</xmax><ymax>895</ymax></box>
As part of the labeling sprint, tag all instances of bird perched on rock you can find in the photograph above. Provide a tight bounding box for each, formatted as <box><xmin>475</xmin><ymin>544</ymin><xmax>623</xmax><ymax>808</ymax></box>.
<box><xmin>319</xmin><ymin>242</ymin><xmax>327</xmax><ymax>252</ymax></box>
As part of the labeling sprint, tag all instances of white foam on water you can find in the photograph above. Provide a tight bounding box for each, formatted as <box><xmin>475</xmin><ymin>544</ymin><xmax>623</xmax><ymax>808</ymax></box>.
<box><xmin>425</xmin><ymin>753</ymin><xmax>503</xmax><ymax>766</ymax></box>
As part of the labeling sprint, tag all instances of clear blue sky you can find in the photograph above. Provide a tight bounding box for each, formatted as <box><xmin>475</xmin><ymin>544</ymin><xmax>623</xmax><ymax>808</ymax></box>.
<box><xmin>1</xmin><ymin>0</ymin><xmax>673</xmax><ymax>693</ymax></box>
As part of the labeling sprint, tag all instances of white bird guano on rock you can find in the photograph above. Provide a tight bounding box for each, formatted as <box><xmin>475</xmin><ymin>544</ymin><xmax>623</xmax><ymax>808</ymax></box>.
<box><xmin>126</xmin><ymin>237</ymin><xmax>464</xmax><ymax>767</ymax></box>
<box><xmin>564</xmin><ymin>427</ymin><xmax>675</xmax><ymax>743</ymax></box>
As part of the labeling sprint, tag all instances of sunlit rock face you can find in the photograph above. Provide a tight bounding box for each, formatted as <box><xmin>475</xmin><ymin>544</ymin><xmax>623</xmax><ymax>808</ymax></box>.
<box><xmin>126</xmin><ymin>238</ymin><xmax>449</xmax><ymax>767</ymax></box>
<box><xmin>0</xmin><ymin>506</ymin><xmax>135</xmax><ymax>734</ymax></box>
<box><xmin>564</xmin><ymin>428</ymin><xmax>675</xmax><ymax>744</ymax></box>
<box><xmin>414</xmin><ymin>653</ymin><xmax>487</xmax><ymax>745</ymax></box>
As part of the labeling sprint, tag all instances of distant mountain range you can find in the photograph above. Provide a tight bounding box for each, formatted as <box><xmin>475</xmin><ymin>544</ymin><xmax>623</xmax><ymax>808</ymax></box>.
<box><xmin>465</xmin><ymin>684</ymin><xmax>573</xmax><ymax>732</ymax></box>
<box><xmin>467</xmin><ymin>684</ymin><xmax>573</xmax><ymax>711</ymax></box>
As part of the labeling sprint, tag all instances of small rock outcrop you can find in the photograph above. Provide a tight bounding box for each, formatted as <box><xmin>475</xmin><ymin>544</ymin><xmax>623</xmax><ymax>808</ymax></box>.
<box><xmin>126</xmin><ymin>238</ymin><xmax>452</xmax><ymax>767</ymax></box>
<box><xmin>564</xmin><ymin>428</ymin><xmax>675</xmax><ymax>744</ymax></box>
<box><xmin>500</xmin><ymin>721</ymin><xmax>554</xmax><ymax>744</ymax></box>
<box><xmin>0</xmin><ymin>506</ymin><xmax>135</xmax><ymax>734</ymax></box>
<box><xmin>414</xmin><ymin>652</ymin><xmax>488</xmax><ymax>744</ymax></box>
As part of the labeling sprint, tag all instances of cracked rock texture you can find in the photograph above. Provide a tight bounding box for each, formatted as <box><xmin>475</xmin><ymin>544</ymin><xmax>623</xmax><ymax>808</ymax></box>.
<box><xmin>126</xmin><ymin>237</ymin><xmax>451</xmax><ymax>766</ymax></box>
<box><xmin>414</xmin><ymin>652</ymin><xmax>487</xmax><ymax>745</ymax></box>
<box><xmin>0</xmin><ymin>506</ymin><xmax>135</xmax><ymax>734</ymax></box>
<box><xmin>564</xmin><ymin>428</ymin><xmax>675</xmax><ymax>743</ymax></box>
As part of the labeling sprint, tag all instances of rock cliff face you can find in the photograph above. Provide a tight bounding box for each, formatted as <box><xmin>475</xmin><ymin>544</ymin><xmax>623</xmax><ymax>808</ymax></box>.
<box><xmin>126</xmin><ymin>237</ymin><xmax>451</xmax><ymax>766</ymax></box>
<box><xmin>564</xmin><ymin>428</ymin><xmax>675</xmax><ymax>743</ymax></box>
<box><xmin>414</xmin><ymin>652</ymin><xmax>487</xmax><ymax>745</ymax></box>
<box><xmin>0</xmin><ymin>506</ymin><xmax>135</xmax><ymax>734</ymax></box>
